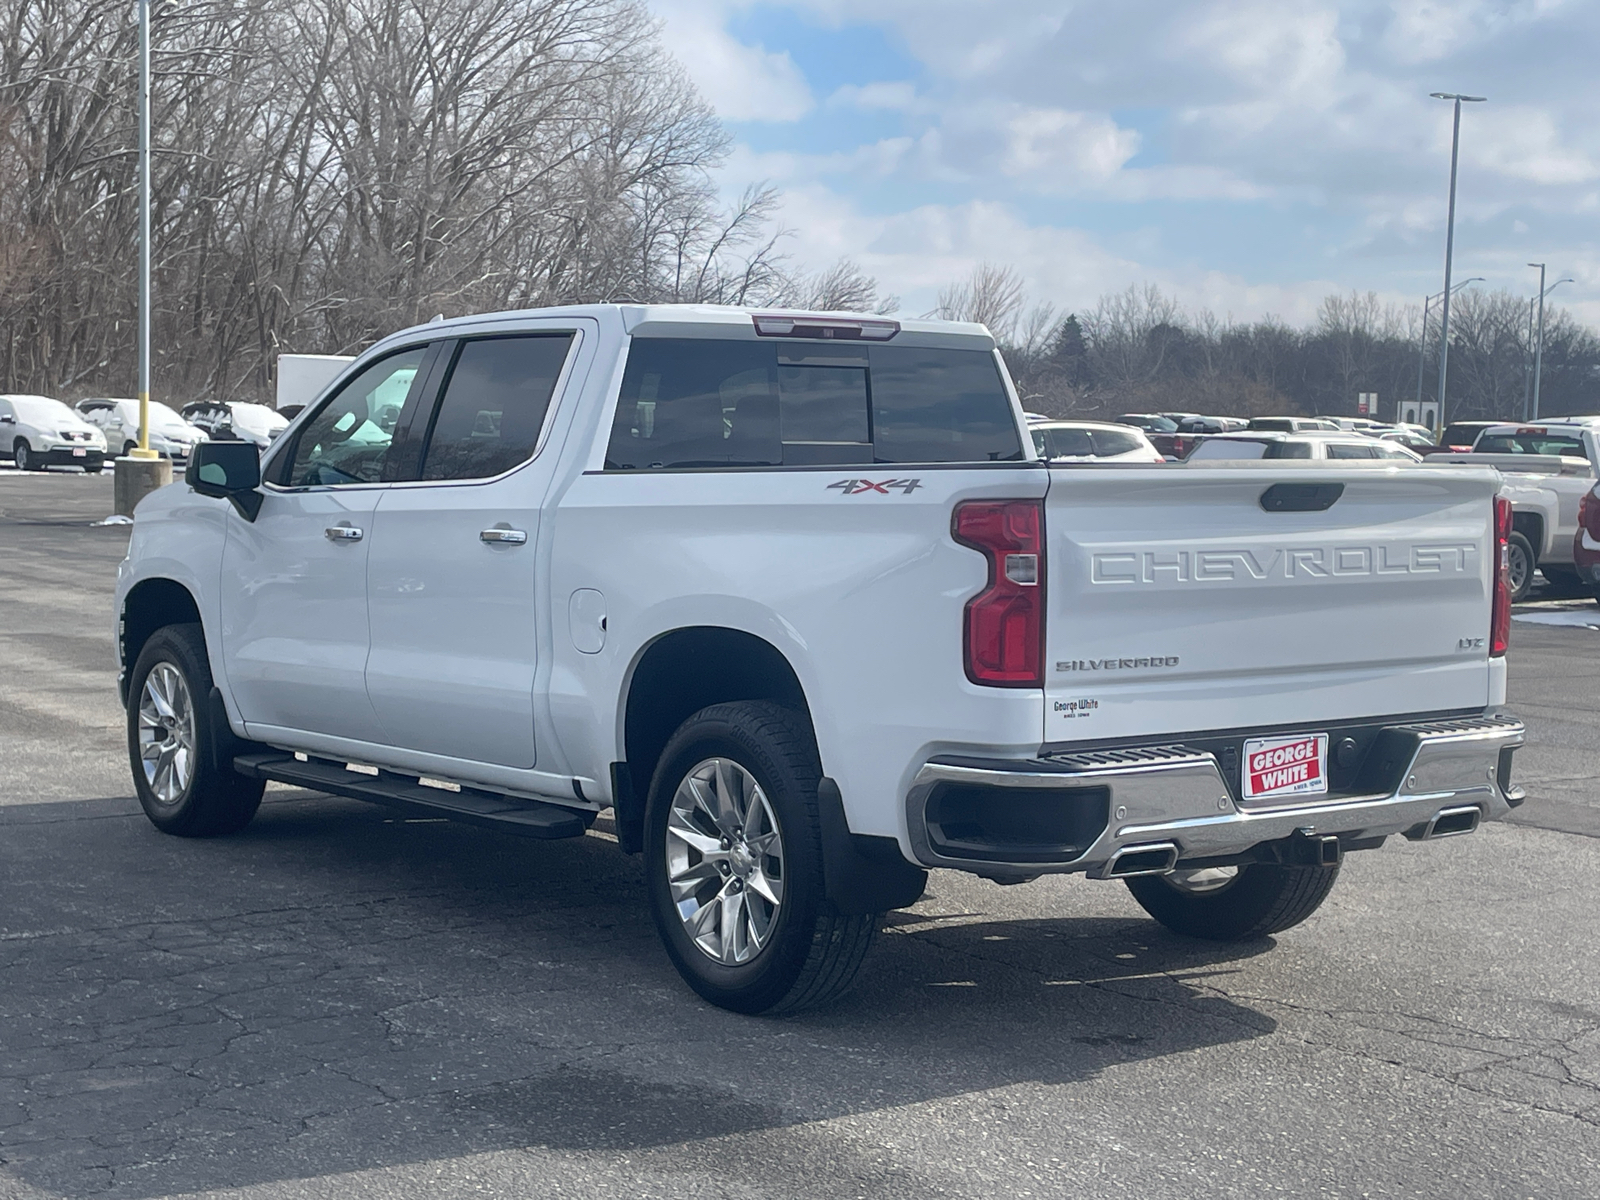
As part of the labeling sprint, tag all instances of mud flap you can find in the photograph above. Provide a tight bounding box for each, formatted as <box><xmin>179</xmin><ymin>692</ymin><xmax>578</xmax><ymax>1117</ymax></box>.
<box><xmin>818</xmin><ymin>776</ymin><xmax>928</xmax><ymax>914</ymax></box>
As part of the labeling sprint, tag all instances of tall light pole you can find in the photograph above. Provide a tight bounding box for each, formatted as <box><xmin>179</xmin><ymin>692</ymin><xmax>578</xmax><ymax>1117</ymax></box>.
<box><xmin>1414</xmin><ymin>276</ymin><xmax>1483</xmax><ymax>415</ymax></box>
<box><xmin>135</xmin><ymin>0</ymin><xmax>155</xmax><ymax>458</ymax></box>
<box><xmin>113</xmin><ymin>0</ymin><xmax>169</xmax><ymax>516</ymax></box>
<box><xmin>1429</xmin><ymin>92</ymin><xmax>1486</xmax><ymax>424</ymax></box>
<box><xmin>1528</xmin><ymin>265</ymin><xmax>1575</xmax><ymax>421</ymax></box>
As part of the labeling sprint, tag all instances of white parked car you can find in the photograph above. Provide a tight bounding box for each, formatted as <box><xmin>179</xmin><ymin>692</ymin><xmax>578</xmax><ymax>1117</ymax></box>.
<box><xmin>76</xmin><ymin>398</ymin><xmax>207</xmax><ymax>461</ymax></box>
<box><xmin>180</xmin><ymin>401</ymin><xmax>290</xmax><ymax>450</ymax></box>
<box><xmin>0</xmin><ymin>394</ymin><xmax>109</xmax><ymax>472</ymax></box>
<box><xmin>1186</xmin><ymin>432</ymin><xmax>1423</xmax><ymax>462</ymax></box>
<box><xmin>115</xmin><ymin>303</ymin><xmax>1523</xmax><ymax>1014</ymax></box>
<box><xmin>1030</xmin><ymin>420</ymin><xmax>1165</xmax><ymax>463</ymax></box>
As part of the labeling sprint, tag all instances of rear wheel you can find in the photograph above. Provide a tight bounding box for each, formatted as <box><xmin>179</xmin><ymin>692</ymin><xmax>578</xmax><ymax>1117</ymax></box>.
<box><xmin>1505</xmin><ymin>531</ymin><xmax>1535</xmax><ymax>603</ymax></box>
<box><xmin>127</xmin><ymin>623</ymin><xmax>264</xmax><ymax>836</ymax></box>
<box><xmin>644</xmin><ymin>701</ymin><xmax>878</xmax><ymax>1014</ymax></box>
<box><xmin>1125</xmin><ymin>861</ymin><xmax>1340</xmax><ymax>941</ymax></box>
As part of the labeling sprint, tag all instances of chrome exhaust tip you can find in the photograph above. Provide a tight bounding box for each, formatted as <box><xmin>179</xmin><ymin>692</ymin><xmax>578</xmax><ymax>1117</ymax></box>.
<box><xmin>1408</xmin><ymin>804</ymin><xmax>1482</xmax><ymax>841</ymax></box>
<box><xmin>1103</xmin><ymin>842</ymin><xmax>1180</xmax><ymax>878</ymax></box>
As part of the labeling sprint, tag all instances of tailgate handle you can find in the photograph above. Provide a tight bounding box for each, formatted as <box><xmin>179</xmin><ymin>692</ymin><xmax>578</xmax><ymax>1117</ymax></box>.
<box><xmin>1260</xmin><ymin>483</ymin><xmax>1343</xmax><ymax>513</ymax></box>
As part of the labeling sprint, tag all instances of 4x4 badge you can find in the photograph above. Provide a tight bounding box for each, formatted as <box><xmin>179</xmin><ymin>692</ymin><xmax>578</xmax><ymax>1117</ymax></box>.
<box><xmin>828</xmin><ymin>478</ymin><xmax>922</xmax><ymax>495</ymax></box>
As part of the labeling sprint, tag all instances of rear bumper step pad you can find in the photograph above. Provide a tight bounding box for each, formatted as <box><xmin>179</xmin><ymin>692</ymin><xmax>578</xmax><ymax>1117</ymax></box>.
<box><xmin>234</xmin><ymin>753</ymin><xmax>588</xmax><ymax>839</ymax></box>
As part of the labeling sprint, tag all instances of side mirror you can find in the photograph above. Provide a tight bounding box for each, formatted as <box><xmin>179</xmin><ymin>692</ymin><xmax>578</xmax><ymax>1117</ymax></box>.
<box><xmin>0</xmin><ymin>414</ymin><xmax>13</xmax><ymax>424</ymax></box>
<box><xmin>187</xmin><ymin>440</ymin><xmax>263</xmax><ymax>521</ymax></box>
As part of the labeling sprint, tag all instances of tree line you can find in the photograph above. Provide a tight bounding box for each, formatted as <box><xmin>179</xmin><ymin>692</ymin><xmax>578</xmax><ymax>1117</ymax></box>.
<box><xmin>935</xmin><ymin>267</ymin><xmax>1600</xmax><ymax>424</ymax></box>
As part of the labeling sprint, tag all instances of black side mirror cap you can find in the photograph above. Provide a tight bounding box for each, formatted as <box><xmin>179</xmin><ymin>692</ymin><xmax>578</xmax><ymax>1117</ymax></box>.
<box><xmin>188</xmin><ymin>440</ymin><xmax>263</xmax><ymax>521</ymax></box>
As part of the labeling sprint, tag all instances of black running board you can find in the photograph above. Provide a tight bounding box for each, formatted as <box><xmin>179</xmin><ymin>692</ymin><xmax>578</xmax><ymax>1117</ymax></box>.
<box><xmin>234</xmin><ymin>753</ymin><xmax>590</xmax><ymax>839</ymax></box>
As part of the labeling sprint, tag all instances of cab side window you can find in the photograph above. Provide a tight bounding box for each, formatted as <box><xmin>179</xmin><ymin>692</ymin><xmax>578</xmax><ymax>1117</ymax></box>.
<box><xmin>418</xmin><ymin>335</ymin><xmax>574</xmax><ymax>481</ymax></box>
<box><xmin>276</xmin><ymin>348</ymin><xmax>427</xmax><ymax>487</ymax></box>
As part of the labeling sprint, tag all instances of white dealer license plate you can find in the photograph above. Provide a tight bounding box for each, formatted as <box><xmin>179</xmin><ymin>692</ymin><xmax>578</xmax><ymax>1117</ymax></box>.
<box><xmin>1242</xmin><ymin>733</ymin><xmax>1328</xmax><ymax>802</ymax></box>
<box><xmin>71</xmin><ymin>447</ymin><xmax>86</xmax><ymax>456</ymax></box>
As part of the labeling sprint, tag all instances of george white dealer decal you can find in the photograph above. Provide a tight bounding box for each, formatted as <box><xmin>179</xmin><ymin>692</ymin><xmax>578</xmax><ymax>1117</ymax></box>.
<box><xmin>1090</xmin><ymin>544</ymin><xmax>1476</xmax><ymax>585</ymax></box>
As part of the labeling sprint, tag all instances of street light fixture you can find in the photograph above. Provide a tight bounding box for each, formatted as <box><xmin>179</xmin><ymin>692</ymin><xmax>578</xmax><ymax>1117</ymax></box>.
<box><xmin>1414</xmin><ymin>276</ymin><xmax>1483</xmax><ymax>412</ymax></box>
<box><xmin>1429</xmin><ymin>92</ymin><xmax>1486</xmax><ymax>424</ymax></box>
<box><xmin>1528</xmin><ymin>264</ymin><xmax>1575</xmax><ymax>421</ymax></box>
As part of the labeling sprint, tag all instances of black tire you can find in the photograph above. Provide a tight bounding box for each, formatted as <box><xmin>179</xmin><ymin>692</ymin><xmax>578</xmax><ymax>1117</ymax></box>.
<box><xmin>123</xmin><ymin>440</ymin><xmax>137</xmax><ymax>457</ymax></box>
<box><xmin>127</xmin><ymin>623</ymin><xmax>264</xmax><ymax>837</ymax></box>
<box><xmin>14</xmin><ymin>439</ymin><xmax>37</xmax><ymax>471</ymax></box>
<box><xmin>1505</xmin><ymin>531</ymin><xmax>1535</xmax><ymax>603</ymax></box>
<box><xmin>1125</xmin><ymin>860</ymin><xmax>1340</xmax><ymax>941</ymax></box>
<box><xmin>644</xmin><ymin>701</ymin><xmax>878</xmax><ymax>1015</ymax></box>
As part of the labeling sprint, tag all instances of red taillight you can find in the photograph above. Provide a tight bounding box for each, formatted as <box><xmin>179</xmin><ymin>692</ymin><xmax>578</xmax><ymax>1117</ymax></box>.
<box><xmin>953</xmin><ymin>500</ymin><xmax>1044</xmax><ymax>687</ymax></box>
<box><xmin>1491</xmin><ymin>495</ymin><xmax>1512</xmax><ymax>658</ymax></box>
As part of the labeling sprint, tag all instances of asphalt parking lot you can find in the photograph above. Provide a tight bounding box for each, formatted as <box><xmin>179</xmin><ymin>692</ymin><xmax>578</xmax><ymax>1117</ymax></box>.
<box><xmin>3</xmin><ymin>468</ymin><xmax>1599</xmax><ymax>1199</ymax></box>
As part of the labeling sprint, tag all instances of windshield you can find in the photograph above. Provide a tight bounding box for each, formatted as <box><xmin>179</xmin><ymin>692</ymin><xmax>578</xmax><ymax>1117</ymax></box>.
<box><xmin>1475</xmin><ymin>433</ymin><xmax>1587</xmax><ymax>457</ymax></box>
<box><xmin>10</xmin><ymin>396</ymin><xmax>76</xmax><ymax>425</ymax></box>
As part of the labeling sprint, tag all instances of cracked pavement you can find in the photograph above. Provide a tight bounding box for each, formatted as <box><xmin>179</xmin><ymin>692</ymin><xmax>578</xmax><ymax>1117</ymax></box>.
<box><xmin>2</xmin><ymin>471</ymin><xmax>1599</xmax><ymax>1198</ymax></box>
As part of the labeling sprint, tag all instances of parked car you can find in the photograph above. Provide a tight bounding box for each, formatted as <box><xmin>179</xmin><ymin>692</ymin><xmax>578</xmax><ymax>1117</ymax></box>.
<box><xmin>1325</xmin><ymin>417</ymin><xmax>1389</xmax><ymax>433</ymax></box>
<box><xmin>0</xmin><ymin>394</ymin><xmax>108</xmax><ymax>472</ymax></box>
<box><xmin>1430</xmin><ymin>421</ymin><xmax>1600</xmax><ymax>601</ymax></box>
<box><xmin>116</xmin><ymin>302</ymin><xmax>1523</xmax><ymax>1015</ymax></box>
<box><xmin>1112</xmin><ymin>413</ymin><xmax>1188</xmax><ymax>457</ymax></box>
<box><xmin>1185</xmin><ymin>432</ymin><xmax>1422</xmax><ymax>462</ymax></box>
<box><xmin>1030</xmin><ymin>421</ymin><xmax>1165</xmax><ymax>463</ymax></box>
<box><xmin>1378</xmin><ymin>429</ymin><xmax>1454</xmax><ymax>456</ymax></box>
<box><xmin>76</xmin><ymin>398</ymin><xmax>207</xmax><ymax>461</ymax></box>
<box><xmin>1115</xmin><ymin>412</ymin><xmax>1178</xmax><ymax>432</ymax></box>
<box><xmin>180</xmin><ymin>401</ymin><xmax>290</xmax><ymax>450</ymax></box>
<box><xmin>1437</xmin><ymin>420</ymin><xmax>1500</xmax><ymax>452</ymax></box>
<box><xmin>1246</xmin><ymin>416</ymin><xmax>1341</xmax><ymax>433</ymax></box>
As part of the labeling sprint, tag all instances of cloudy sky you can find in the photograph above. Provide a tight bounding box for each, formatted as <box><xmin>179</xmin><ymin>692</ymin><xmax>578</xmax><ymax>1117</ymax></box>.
<box><xmin>647</xmin><ymin>0</ymin><xmax>1600</xmax><ymax>326</ymax></box>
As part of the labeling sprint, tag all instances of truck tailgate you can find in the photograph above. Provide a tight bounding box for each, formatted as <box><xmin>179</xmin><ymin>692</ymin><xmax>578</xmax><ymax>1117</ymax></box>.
<box><xmin>1042</xmin><ymin>465</ymin><xmax>1501</xmax><ymax>744</ymax></box>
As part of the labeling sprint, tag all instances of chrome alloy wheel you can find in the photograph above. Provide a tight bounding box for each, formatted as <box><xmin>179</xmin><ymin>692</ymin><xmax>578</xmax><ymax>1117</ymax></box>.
<box><xmin>665</xmin><ymin>757</ymin><xmax>786</xmax><ymax>965</ymax></box>
<box><xmin>1506</xmin><ymin>539</ymin><xmax>1531</xmax><ymax>597</ymax></box>
<box><xmin>1165</xmin><ymin>866</ymin><xmax>1238</xmax><ymax>894</ymax></box>
<box><xmin>138</xmin><ymin>662</ymin><xmax>196</xmax><ymax>804</ymax></box>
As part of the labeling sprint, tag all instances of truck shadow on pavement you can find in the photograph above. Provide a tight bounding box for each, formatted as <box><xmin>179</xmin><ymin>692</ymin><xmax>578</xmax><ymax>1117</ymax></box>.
<box><xmin>0</xmin><ymin>792</ymin><xmax>1278</xmax><ymax>1198</ymax></box>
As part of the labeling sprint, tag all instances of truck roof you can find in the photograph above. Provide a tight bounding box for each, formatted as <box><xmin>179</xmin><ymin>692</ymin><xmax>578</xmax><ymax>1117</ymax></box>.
<box><xmin>368</xmin><ymin>304</ymin><xmax>996</xmax><ymax>355</ymax></box>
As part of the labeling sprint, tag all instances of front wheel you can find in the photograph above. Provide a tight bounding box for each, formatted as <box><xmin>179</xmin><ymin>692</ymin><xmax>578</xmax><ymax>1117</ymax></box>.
<box><xmin>13</xmin><ymin>440</ymin><xmax>37</xmax><ymax>471</ymax></box>
<box><xmin>644</xmin><ymin>701</ymin><xmax>878</xmax><ymax>1015</ymax></box>
<box><xmin>1125</xmin><ymin>860</ymin><xmax>1340</xmax><ymax>941</ymax></box>
<box><xmin>127</xmin><ymin>623</ymin><xmax>264</xmax><ymax>836</ymax></box>
<box><xmin>1505</xmin><ymin>531</ymin><xmax>1536</xmax><ymax>603</ymax></box>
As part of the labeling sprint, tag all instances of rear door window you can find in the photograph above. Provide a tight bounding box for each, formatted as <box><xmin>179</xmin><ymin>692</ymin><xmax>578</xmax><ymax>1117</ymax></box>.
<box><xmin>417</xmin><ymin>335</ymin><xmax>574</xmax><ymax>481</ymax></box>
<box><xmin>1043</xmin><ymin>427</ymin><xmax>1094</xmax><ymax>457</ymax></box>
<box><xmin>1267</xmin><ymin>441</ymin><xmax>1314</xmax><ymax>459</ymax></box>
<box><xmin>605</xmin><ymin>338</ymin><xmax>1022</xmax><ymax>469</ymax></box>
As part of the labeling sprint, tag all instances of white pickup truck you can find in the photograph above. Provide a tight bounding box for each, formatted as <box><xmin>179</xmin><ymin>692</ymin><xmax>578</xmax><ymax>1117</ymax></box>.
<box><xmin>1432</xmin><ymin>420</ymin><xmax>1600</xmax><ymax>601</ymax></box>
<box><xmin>115</xmin><ymin>305</ymin><xmax>1526</xmax><ymax>1014</ymax></box>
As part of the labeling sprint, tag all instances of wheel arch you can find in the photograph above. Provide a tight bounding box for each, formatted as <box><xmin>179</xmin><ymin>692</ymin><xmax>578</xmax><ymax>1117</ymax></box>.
<box><xmin>614</xmin><ymin>626</ymin><xmax>812</xmax><ymax>853</ymax></box>
<box><xmin>120</xmin><ymin>578</ymin><xmax>202</xmax><ymax>704</ymax></box>
<box><xmin>1511</xmin><ymin>509</ymin><xmax>1545</xmax><ymax>558</ymax></box>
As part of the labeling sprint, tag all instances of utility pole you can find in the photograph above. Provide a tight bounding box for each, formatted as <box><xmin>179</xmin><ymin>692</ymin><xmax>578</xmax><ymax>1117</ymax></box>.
<box><xmin>1429</xmin><ymin>92</ymin><xmax>1486</xmax><ymax>425</ymax></box>
<box><xmin>1413</xmin><ymin>277</ymin><xmax>1482</xmax><ymax>421</ymax></box>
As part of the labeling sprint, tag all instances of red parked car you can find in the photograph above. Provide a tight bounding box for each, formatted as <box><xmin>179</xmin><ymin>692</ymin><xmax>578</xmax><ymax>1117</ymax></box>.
<box><xmin>1574</xmin><ymin>482</ymin><xmax>1600</xmax><ymax>600</ymax></box>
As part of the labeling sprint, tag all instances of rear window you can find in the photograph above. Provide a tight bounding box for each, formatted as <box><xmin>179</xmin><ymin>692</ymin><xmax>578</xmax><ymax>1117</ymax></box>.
<box><xmin>604</xmin><ymin>339</ymin><xmax>1022</xmax><ymax>469</ymax></box>
<box><xmin>1248</xmin><ymin>418</ymin><xmax>1293</xmax><ymax>432</ymax></box>
<box><xmin>1475</xmin><ymin>433</ymin><xmax>1586</xmax><ymax>458</ymax></box>
<box><xmin>1325</xmin><ymin>442</ymin><xmax>1377</xmax><ymax>459</ymax></box>
<box><xmin>1090</xmin><ymin>428</ymin><xmax>1144</xmax><ymax>457</ymax></box>
<box><xmin>1039</xmin><ymin>427</ymin><xmax>1094</xmax><ymax>458</ymax></box>
<box><xmin>1440</xmin><ymin>424</ymin><xmax>1484</xmax><ymax>447</ymax></box>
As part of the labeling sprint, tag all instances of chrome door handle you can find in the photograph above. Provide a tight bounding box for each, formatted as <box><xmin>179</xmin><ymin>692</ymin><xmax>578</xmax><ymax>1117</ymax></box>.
<box><xmin>480</xmin><ymin>527</ymin><xmax>528</xmax><ymax>545</ymax></box>
<box><xmin>324</xmin><ymin>524</ymin><xmax>363</xmax><ymax>542</ymax></box>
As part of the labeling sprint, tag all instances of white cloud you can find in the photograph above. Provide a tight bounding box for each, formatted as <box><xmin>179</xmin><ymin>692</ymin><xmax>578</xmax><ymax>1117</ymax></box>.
<box><xmin>650</xmin><ymin>0</ymin><xmax>813</xmax><ymax>122</ymax></box>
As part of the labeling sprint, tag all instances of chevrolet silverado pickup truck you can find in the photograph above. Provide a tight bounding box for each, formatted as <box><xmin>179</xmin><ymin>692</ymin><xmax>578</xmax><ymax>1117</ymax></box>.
<box><xmin>116</xmin><ymin>304</ymin><xmax>1526</xmax><ymax>1014</ymax></box>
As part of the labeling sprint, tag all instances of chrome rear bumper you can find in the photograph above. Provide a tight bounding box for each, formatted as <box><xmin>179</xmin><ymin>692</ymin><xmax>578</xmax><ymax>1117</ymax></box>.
<box><xmin>905</xmin><ymin>714</ymin><xmax>1524</xmax><ymax>879</ymax></box>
